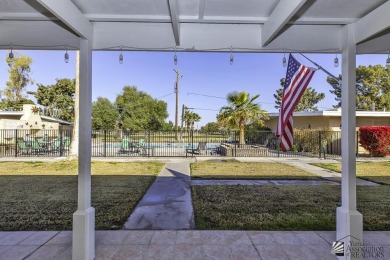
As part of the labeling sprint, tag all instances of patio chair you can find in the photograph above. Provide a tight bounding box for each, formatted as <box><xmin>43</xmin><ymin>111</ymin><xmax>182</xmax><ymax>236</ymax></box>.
<box><xmin>47</xmin><ymin>139</ymin><xmax>61</xmax><ymax>154</ymax></box>
<box><xmin>186</xmin><ymin>141</ymin><xmax>207</xmax><ymax>155</ymax></box>
<box><xmin>17</xmin><ymin>140</ymin><xmax>30</xmax><ymax>155</ymax></box>
<box><xmin>117</xmin><ymin>138</ymin><xmax>136</xmax><ymax>154</ymax></box>
<box><xmin>30</xmin><ymin>140</ymin><xmax>45</xmax><ymax>154</ymax></box>
<box><xmin>135</xmin><ymin>139</ymin><xmax>147</xmax><ymax>155</ymax></box>
<box><xmin>63</xmin><ymin>137</ymin><xmax>71</xmax><ymax>151</ymax></box>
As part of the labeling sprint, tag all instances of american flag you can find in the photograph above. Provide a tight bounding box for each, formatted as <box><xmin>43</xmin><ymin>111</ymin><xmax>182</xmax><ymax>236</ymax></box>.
<box><xmin>276</xmin><ymin>54</ymin><xmax>316</xmax><ymax>152</ymax></box>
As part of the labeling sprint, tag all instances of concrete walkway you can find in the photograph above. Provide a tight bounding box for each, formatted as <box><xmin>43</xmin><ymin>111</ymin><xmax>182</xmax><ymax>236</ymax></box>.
<box><xmin>1</xmin><ymin>230</ymin><xmax>389</xmax><ymax>259</ymax></box>
<box><xmin>283</xmin><ymin>161</ymin><xmax>380</xmax><ymax>186</ymax></box>
<box><xmin>123</xmin><ymin>162</ymin><xmax>195</xmax><ymax>230</ymax></box>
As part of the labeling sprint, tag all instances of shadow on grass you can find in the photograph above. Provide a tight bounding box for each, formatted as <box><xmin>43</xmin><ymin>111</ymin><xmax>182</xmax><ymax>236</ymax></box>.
<box><xmin>191</xmin><ymin>175</ymin><xmax>321</xmax><ymax>180</ymax></box>
<box><xmin>0</xmin><ymin>175</ymin><xmax>156</xmax><ymax>231</ymax></box>
<box><xmin>357</xmin><ymin>176</ymin><xmax>390</xmax><ymax>185</ymax></box>
<box><xmin>192</xmin><ymin>185</ymin><xmax>390</xmax><ymax>231</ymax></box>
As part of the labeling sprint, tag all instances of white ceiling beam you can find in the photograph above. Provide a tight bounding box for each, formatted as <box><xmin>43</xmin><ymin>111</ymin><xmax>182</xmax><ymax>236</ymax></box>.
<box><xmin>86</xmin><ymin>14</ymin><xmax>355</xmax><ymax>24</ymax></box>
<box><xmin>291</xmin><ymin>17</ymin><xmax>357</xmax><ymax>25</ymax></box>
<box><xmin>0</xmin><ymin>12</ymin><xmax>356</xmax><ymax>25</ymax></box>
<box><xmin>168</xmin><ymin>0</ymin><xmax>180</xmax><ymax>46</ymax></box>
<box><xmin>199</xmin><ymin>0</ymin><xmax>206</xmax><ymax>20</ymax></box>
<box><xmin>357</xmin><ymin>33</ymin><xmax>390</xmax><ymax>54</ymax></box>
<box><xmin>35</xmin><ymin>0</ymin><xmax>93</xmax><ymax>41</ymax></box>
<box><xmin>354</xmin><ymin>1</ymin><xmax>390</xmax><ymax>44</ymax></box>
<box><xmin>261</xmin><ymin>0</ymin><xmax>308</xmax><ymax>46</ymax></box>
<box><xmin>0</xmin><ymin>13</ymin><xmax>55</xmax><ymax>21</ymax></box>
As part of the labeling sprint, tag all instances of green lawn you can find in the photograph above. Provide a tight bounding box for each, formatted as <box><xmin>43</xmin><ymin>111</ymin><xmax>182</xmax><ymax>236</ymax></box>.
<box><xmin>191</xmin><ymin>161</ymin><xmax>319</xmax><ymax>180</ymax></box>
<box><xmin>0</xmin><ymin>161</ymin><xmax>164</xmax><ymax>230</ymax></box>
<box><xmin>311</xmin><ymin>161</ymin><xmax>390</xmax><ymax>185</ymax></box>
<box><xmin>192</xmin><ymin>185</ymin><xmax>390</xmax><ymax>230</ymax></box>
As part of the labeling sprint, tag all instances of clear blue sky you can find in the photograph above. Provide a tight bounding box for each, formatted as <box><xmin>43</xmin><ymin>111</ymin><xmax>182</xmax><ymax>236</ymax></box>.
<box><xmin>0</xmin><ymin>50</ymin><xmax>387</xmax><ymax>127</ymax></box>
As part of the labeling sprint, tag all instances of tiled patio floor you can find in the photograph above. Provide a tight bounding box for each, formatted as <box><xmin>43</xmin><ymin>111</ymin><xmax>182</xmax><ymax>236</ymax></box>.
<box><xmin>0</xmin><ymin>230</ymin><xmax>389</xmax><ymax>260</ymax></box>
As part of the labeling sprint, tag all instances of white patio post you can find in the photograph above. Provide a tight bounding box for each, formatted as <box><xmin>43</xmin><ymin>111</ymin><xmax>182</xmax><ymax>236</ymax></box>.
<box><xmin>336</xmin><ymin>24</ymin><xmax>363</xmax><ymax>260</ymax></box>
<box><xmin>72</xmin><ymin>38</ymin><xmax>95</xmax><ymax>260</ymax></box>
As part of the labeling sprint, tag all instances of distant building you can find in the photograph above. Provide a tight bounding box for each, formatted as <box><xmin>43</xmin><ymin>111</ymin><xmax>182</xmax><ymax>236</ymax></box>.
<box><xmin>0</xmin><ymin>104</ymin><xmax>71</xmax><ymax>130</ymax></box>
<box><xmin>0</xmin><ymin>104</ymin><xmax>72</xmax><ymax>143</ymax></box>
<box><xmin>264</xmin><ymin>108</ymin><xmax>390</xmax><ymax>132</ymax></box>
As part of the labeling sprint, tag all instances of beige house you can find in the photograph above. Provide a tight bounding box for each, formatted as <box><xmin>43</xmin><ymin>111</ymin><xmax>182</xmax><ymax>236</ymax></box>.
<box><xmin>265</xmin><ymin>108</ymin><xmax>390</xmax><ymax>132</ymax></box>
<box><xmin>0</xmin><ymin>104</ymin><xmax>71</xmax><ymax>142</ymax></box>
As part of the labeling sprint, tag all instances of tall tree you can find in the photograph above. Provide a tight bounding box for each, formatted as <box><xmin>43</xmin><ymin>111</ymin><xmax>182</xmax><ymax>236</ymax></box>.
<box><xmin>115</xmin><ymin>86</ymin><xmax>169</xmax><ymax>130</ymax></box>
<box><xmin>184</xmin><ymin>111</ymin><xmax>201</xmax><ymax>130</ymax></box>
<box><xmin>161</xmin><ymin>121</ymin><xmax>174</xmax><ymax>131</ymax></box>
<box><xmin>92</xmin><ymin>97</ymin><xmax>119</xmax><ymax>130</ymax></box>
<box><xmin>217</xmin><ymin>91</ymin><xmax>268</xmax><ymax>145</ymax></box>
<box><xmin>4</xmin><ymin>54</ymin><xmax>33</xmax><ymax>101</ymax></box>
<box><xmin>0</xmin><ymin>54</ymin><xmax>35</xmax><ymax>110</ymax></box>
<box><xmin>32</xmin><ymin>78</ymin><xmax>75</xmax><ymax>121</ymax></box>
<box><xmin>274</xmin><ymin>78</ymin><xmax>325</xmax><ymax>111</ymax></box>
<box><xmin>327</xmin><ymin>65</ymin><xmax>390</xmax><ymax>110</ymax></box>
<box><xmin>201</xmin><ymin>122</ymin><xmax>219</xmax><ymax>132</ymax></box>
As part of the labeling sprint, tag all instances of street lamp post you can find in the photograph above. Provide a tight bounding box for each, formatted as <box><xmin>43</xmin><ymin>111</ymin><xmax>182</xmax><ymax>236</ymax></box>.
<box><xmin>117</xmin><ymin>107</ymin><xmax>123</xmax><ymax>136</ymax></box>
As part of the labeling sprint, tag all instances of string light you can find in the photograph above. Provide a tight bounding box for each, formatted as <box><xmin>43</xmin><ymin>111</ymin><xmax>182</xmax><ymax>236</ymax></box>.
<box><xmin>173</xmin><ymin>46</ymin><xmax>178</xmax><ymax>65</ymax></box>
<box><xmin>64</xmin><ymin>45</ymin><xmax>69</xmax><ymax>63</ymax></box>
<box><xmin>282</xmin><ymin>51</ymin><xmax>287</xmax><ymax>67</ymax></box>
<box><xmin>229</xmin><ymin>46</ymin><xmax>234</xmax><ymax>65</ymax></box>
<box><xmin>119</xmin><ymin>45</ymin><xmax>123</xmax><ymax>64</ymax></box>
<box><xmin>386</xmin><ymin>51</ymin><xmax>390</xmax><ymax>67</ymax></box>
<box><xmin>8</xmin><ymin>44</ymin><xmax>14</xmax><ymax>60</ymax></box>
<box><xmin>334</xmin><ymin>54</ymin><xmax>339</xmax><ymax>67</ymax></box>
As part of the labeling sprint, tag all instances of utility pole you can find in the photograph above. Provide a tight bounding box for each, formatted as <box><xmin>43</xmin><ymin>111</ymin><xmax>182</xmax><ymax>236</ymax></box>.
<box><xmin>173</xmin><ymin>69</ymin><xmax>182</xmax><ymax>141</ymax></box>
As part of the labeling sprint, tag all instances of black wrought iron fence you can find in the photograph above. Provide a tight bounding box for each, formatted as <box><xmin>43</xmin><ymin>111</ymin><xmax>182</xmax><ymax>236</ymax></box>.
<box><xmin>0</xmin><ymin>129</ymin><xmax>72</xmax><ymax>157</ymax></box>
<box><xmin>0</xmin><ymin>129</ymin><xmax>356</xmax><ymax>158</ymax></box>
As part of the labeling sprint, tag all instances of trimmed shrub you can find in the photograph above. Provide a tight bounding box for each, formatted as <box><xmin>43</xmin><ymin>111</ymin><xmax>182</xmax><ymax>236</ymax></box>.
<box><xmin>359</xmin><ymin>126</ymin><xmax>390</xmax><ymax>156</ymax></box>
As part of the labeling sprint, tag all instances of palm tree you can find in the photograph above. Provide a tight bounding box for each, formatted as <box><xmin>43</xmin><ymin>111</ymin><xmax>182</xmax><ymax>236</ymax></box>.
<box><xmin>217</xmin><ymin>91</ymin><xmax>268</xmax><ymax>146</ymax></box>
<box><xmin>184</xmin><ymin>111</ymin><xmax>201</xmax><ymax>131</ymax></box>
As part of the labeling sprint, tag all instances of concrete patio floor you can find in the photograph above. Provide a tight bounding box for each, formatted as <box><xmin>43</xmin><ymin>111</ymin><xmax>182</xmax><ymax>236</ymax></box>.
<box><xmin>0</xmin><ymin>230</ymin><xmax>389</xmax><ymax>259</ymax></box>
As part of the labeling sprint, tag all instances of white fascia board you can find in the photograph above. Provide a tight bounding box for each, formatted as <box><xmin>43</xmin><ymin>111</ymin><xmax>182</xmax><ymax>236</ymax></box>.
<box><xmin>93</xmin><ymin>22</ymin><xmax>176</xmax><ymax>50</ymax></box>
<box><xmin>0</xmin><ymin>21</ymin><xmax>80</xmax><ymax>50</ymax></box>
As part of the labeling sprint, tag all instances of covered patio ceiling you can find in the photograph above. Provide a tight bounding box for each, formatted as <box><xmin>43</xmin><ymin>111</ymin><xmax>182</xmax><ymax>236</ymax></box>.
<box><xmin>1</xmin><ymin>1</ymin><xmax>388</xmax><ymax>259</ymax></box>
<box><xmin>0</xmin><ymin>0</ymin><xmax>389</xmax><ymax>54</ymax></box>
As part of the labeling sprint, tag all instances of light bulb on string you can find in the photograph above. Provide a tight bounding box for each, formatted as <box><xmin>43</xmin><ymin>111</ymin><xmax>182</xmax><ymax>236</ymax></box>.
<box><xmin>282</xmin><ymin>52</ymin><xmax>287</xmax><ymax>67</ymax></box>
<box><xmin>174</xmin><ymin>47</ymin><xmax>177</xmax><ymax>65</ymax></box>
<box><xmin>229</xmin><ymin>46</ymin><xmax>234</xmax><ymax>65</ymax></box>
<box><xmin>386</xmin><ymin>51</ymin><xmax>390</xmax><ymax>67</ymax></box>
<box><xmin>334</xmin><ymin>54</ymin><xmax>339</xmax><ymax>67</ymax></box>
<box><xmin>8</xmin><ymin>44</ymin><xmax>14</xmax><ymax>60</ymax></box>
<box><xmin>64</xmin><ymin>45</ymin><xmax>69</xmax><ymax>63</ymax></box>
<box><xmin>119</xmin><ymin>46</ymin><xmax>123</xmax><ymax>64</ymax></box>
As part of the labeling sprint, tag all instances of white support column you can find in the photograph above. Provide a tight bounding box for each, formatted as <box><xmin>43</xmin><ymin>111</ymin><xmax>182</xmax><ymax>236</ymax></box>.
<box><xmin>72</xmin><ymin>38</ymin><xmax>95</xmax><ymax>260</ymax></box>
<box><xmin>336</xmin><ymin>24</ymin><xmax>363</xmax><ymax>260</ymax></box>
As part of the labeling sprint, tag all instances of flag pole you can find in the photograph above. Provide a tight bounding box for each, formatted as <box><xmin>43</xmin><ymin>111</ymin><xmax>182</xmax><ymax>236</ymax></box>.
<box><xmin>298</xmin><ymin>53</ymin><xmax>340</xmax><ymax>82</ymax></box>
